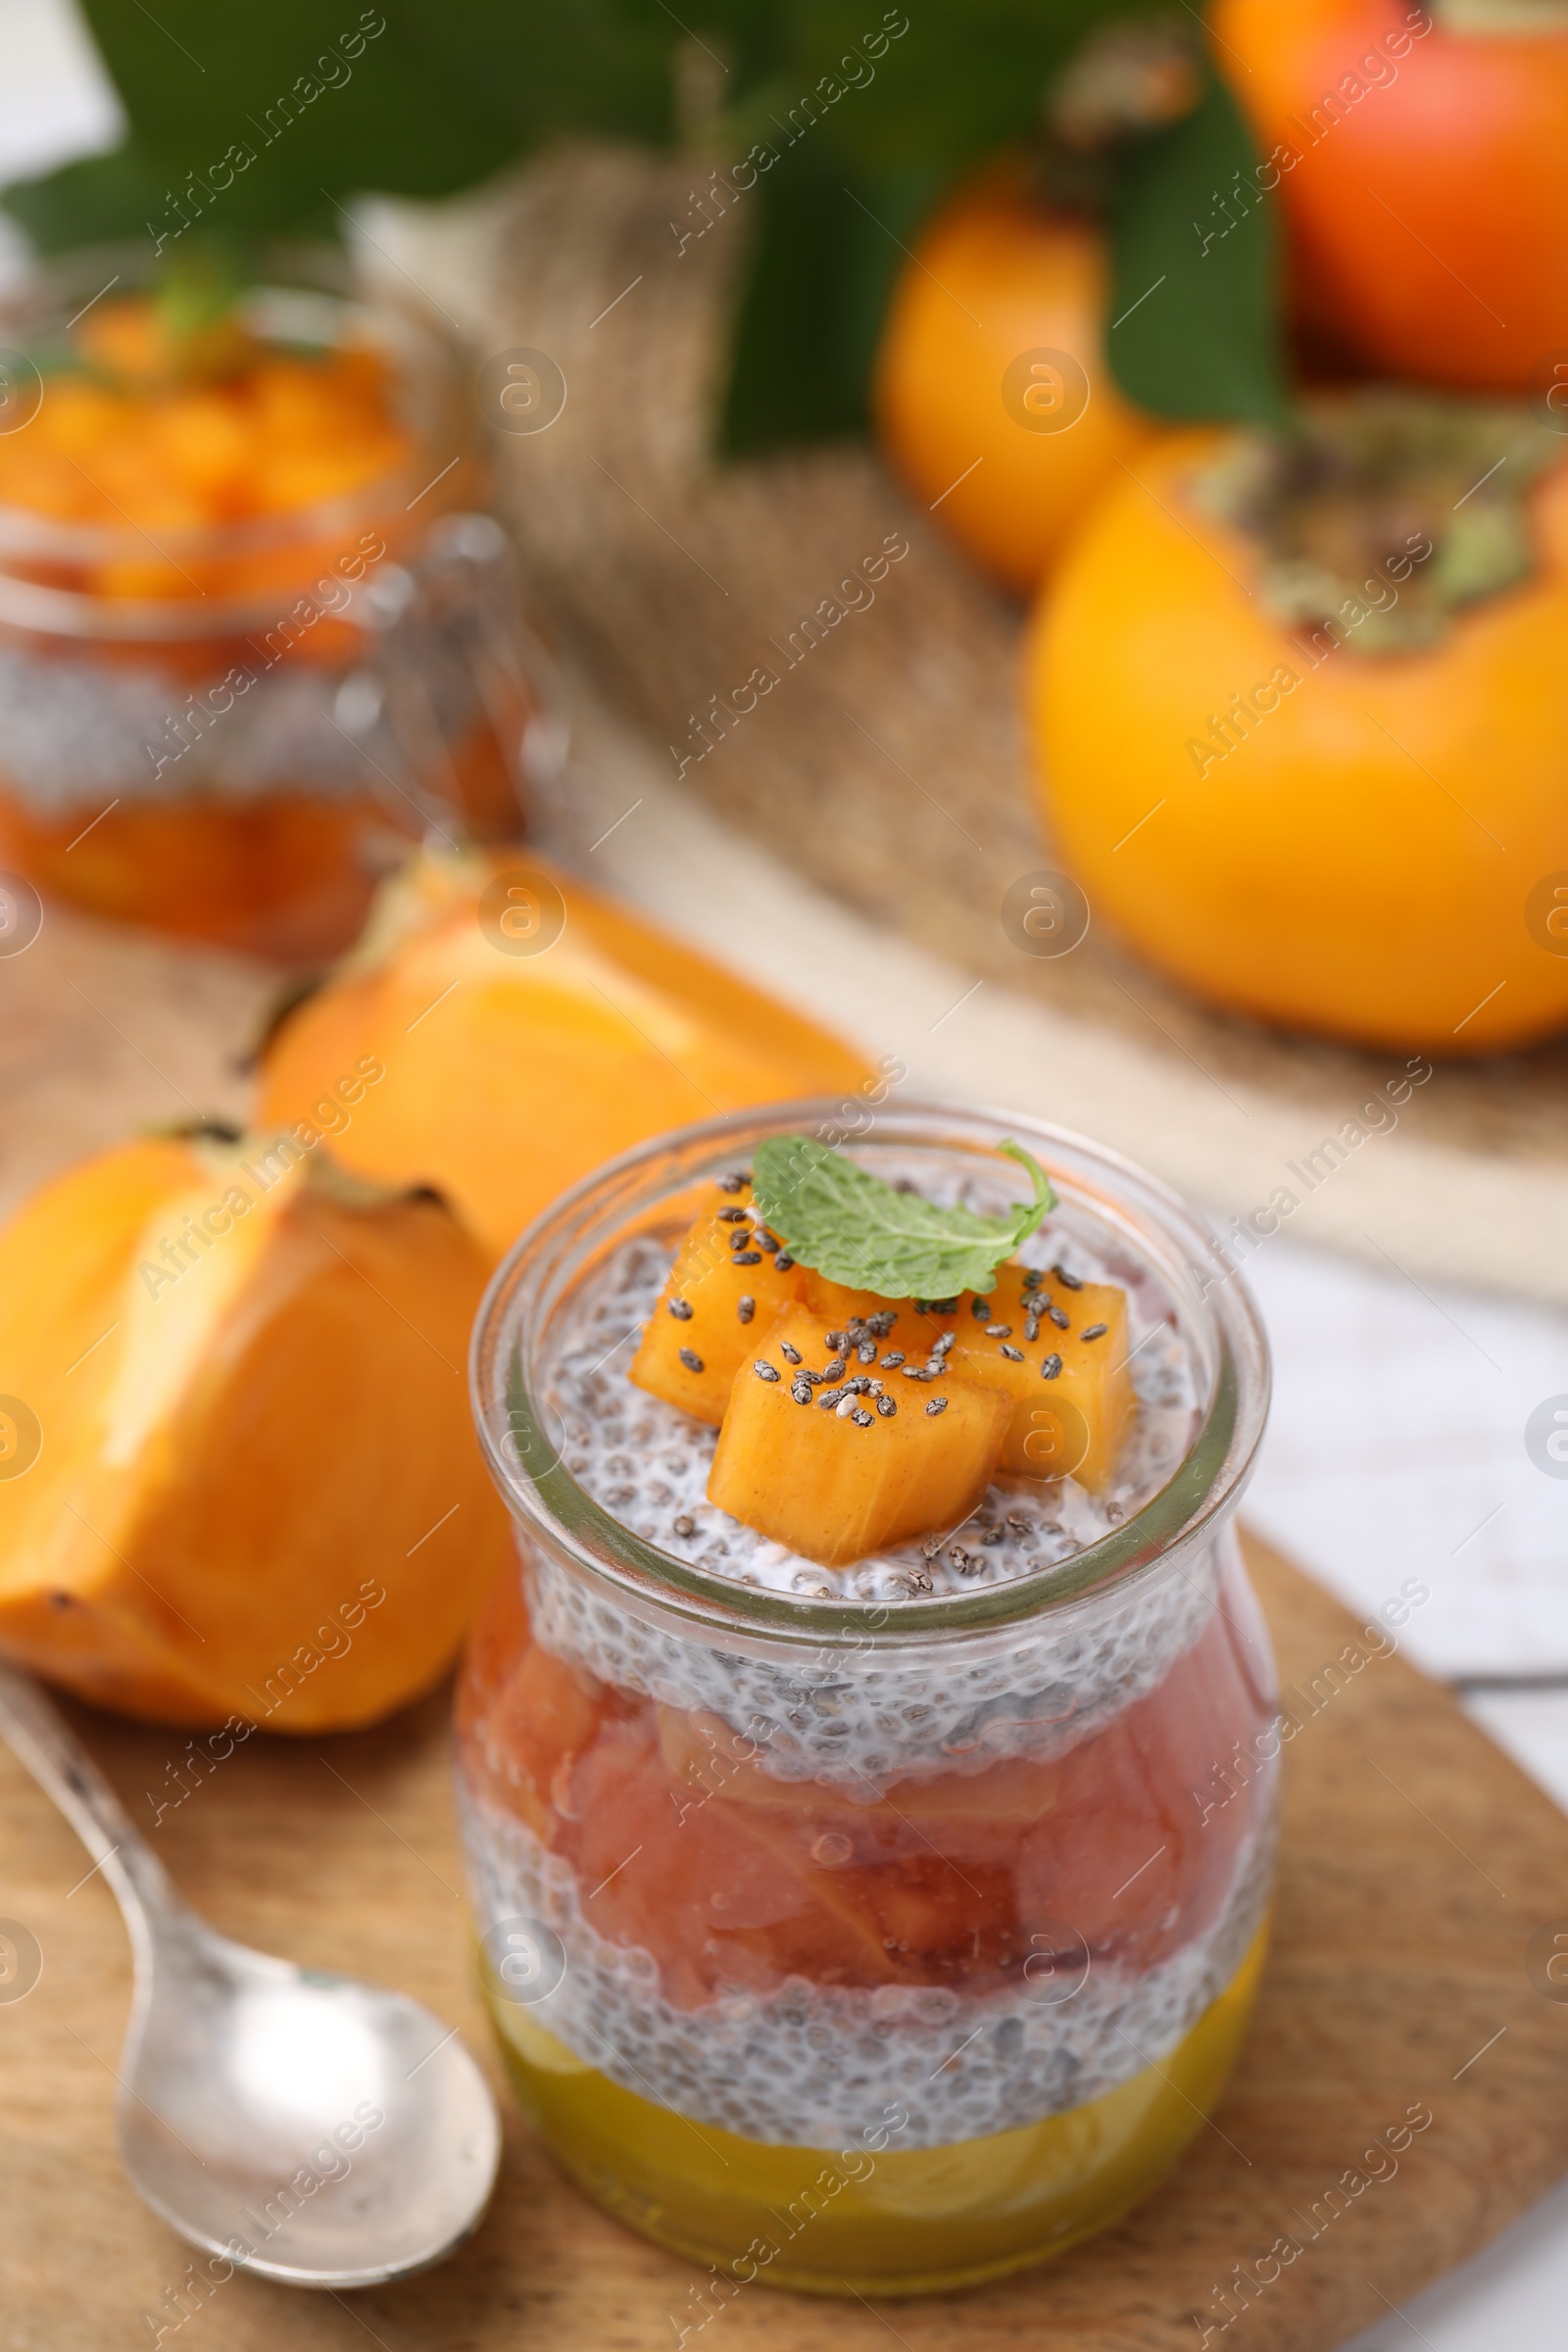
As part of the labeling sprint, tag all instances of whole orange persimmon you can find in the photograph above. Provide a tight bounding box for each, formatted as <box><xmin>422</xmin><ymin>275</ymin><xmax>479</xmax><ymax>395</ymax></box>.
<box><xmin>1026</xmin><ymin>403</ymin><xmax>1568</xmax><ymax>1054</ymax></box>
<box><xmin>1212</xmin><ymin>0</ymin><xmax>1568</xmax><ymax>394</ymax></box>
<box><xmin>874</xmin><ymin>167</ymin><xmax>1152</xmax><ymax>596</ymax></box>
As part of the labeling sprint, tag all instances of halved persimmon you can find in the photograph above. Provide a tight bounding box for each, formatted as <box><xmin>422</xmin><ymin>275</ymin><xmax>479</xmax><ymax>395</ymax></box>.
<box><xmin>258</xmin><ymin>848</ymin><xmax>872</xmax><ymax>1261</ymax></box>
<box><xmin>0</xmin><ymin>1129</ymin><xmax>508</xmax><ymax>1728</ymax></box>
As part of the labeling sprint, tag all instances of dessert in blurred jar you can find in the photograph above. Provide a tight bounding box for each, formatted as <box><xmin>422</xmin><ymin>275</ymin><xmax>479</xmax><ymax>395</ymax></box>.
<box><xmin>0</xmin><ymin>243</ymin><xmax>556</xmax><ymax>960</ymax></box>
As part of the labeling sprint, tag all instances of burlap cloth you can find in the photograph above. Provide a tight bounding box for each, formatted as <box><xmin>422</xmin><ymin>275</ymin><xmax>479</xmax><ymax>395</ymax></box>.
<box><xmin>383</xmin><ymin>157</ymin><xmax>1562</xmax><ymax>1308</ymax></box>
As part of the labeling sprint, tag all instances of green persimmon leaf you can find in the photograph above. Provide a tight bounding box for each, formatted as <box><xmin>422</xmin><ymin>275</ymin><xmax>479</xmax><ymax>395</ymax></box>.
<box><xmin>1</xmin><ymin>143</ymin><xmax>172</xmax><ymax>255</ymax></box>
<box><xmin>1105</xmin><ymin>58</ymin><xmax>1289</xmax><ymax>428</ymax></box>
<box><xmin>0</xmin><ymin>1</ymin><xmax>1291</xmax><ymax>453</ymax></box>
<box><xmin>3</xmin><ymin>0</ymin><xmax>620</xmax><ymax>251</ymax></box>
<box><xmin>714</xmin><ymin>0</ymin><xmax>1152</xmax><ymax>449</ymax></box>
<box><xmin>760</xmin><ymin>0</ymin><xmax>1153</xmax><ymax>177</ymax></box>
<box><xmin>751</xmin><ymin>1136</ymin><xmax>1056</xmax><ymax>1299</ymax></box>
<box><xmin>719</xmin><ymin>153</ymin><xmax>942</xmax><ymax>451</ymax></box>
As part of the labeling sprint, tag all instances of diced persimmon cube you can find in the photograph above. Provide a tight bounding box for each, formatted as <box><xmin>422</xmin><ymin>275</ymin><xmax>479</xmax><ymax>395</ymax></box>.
<box><xmin>947</xmin><ymin>1261</ymin><xmax>1135</xmax><ymax>1491</ymax></box>
<box><xmin>707</xmin><ymin>1303</ymin><xmax>1008</xmax><ymax>1568</ymax></box>
<box><xmin>628</xmin><ymin>1181</ymin><xmax>805</xmax><ymax>1424</ymax></box>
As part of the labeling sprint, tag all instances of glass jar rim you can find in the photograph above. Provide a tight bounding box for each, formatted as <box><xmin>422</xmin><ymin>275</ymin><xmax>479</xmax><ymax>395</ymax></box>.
<box><xmin>0</xmin><ymin>237</ymin><xmax>470</xmax><ymax>642</ymax></box>
<box><xmin>470</xmin><ymin>1098</ymin><xmax>1271</xmax><ymax>1648</ymax></box>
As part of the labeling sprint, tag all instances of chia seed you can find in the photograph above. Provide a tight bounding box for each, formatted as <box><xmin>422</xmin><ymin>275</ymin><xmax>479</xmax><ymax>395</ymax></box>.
<box><xmin>1001</xmin><ymin>1345</ymin><xmax>1024</xmax><ymax>1362</ymax></box>
<box><xmin>780</xmin><ymin>1342</ymin><xmax>803</xmax><ymax>1365</ymax></box>
<box><xmin>717</xmin><ymin>1172</ymin><xmax>750</xmax><ymax>1193</ymax></box>
<box><xmin>971</xmin><ymin>1298</ymin><xmax>991</xmax><ymax>1320</ymax></box>
<box><xmin>673</xmin><ymin>1513</ymin><xmax>696</xmax><ymax>1536</ymax></box>
<box><xmin>754</xmin><ymin>1361</ymin><xmax>781</xmax><ymax>1383</ymax></box>
<box><xmin>774</xmin><ymin>1253</ymin><xmax>795</xmax><ymax>1270</ymax></box>
<box><xmin>876</xmin><ymin>1395</ymin><xmax>897</xmax><ymax>1418</ymax></box>
<box><xmin>1041</xmin><ymin>1353</ymin><xmax>1062</xmax><ymax>1380</ymax></box>
<box><xmin>756</xmin><ymin>1233</ymin><xmax>780</xmax><ymax>1252</ymax></box>
<box><xmin>925</xmin><ymin>1397</ymin><xmax>949</xmax><ymax>1416</ymax></box>
<box><xmin>1048</xmin><ymin>1305</ymin><xmax>1070</xmax><ymax>1330</ymax></box>
<box><xmin>984</xmin><ymin>1324</ymin><xmax>1012</xmax><ymax>1339</ymax></box>
<box><xmin>851</xmin><ymin>1406</ymin><xmax>873</xmax><ymax>1428</ymax></box>
<box><xmin>668</xmin><ymin>1298</ymin><xmax>694</xmax><ymax>1320</ymax></box>
<box><xmin>791</xmin><ymin>1381</ymin><xmax>812</xmax><ymax>1404</ymax></box>
<box><xmin>732</xmin><ymin>1250</ymin><xmax>762</xmax><ymax>1266</ymax></box>
<box><xmin>737</xmin><ymin>1296</ymin><xmax>756</xmax><ymax>1323</ymax></box>
<box><xmin>881</xmin><ymin>1351</ymin><xmax>906</xmax><ymax>1367</ymax></box>
<box><xmin>818</xmin><ymin>1389</ymin><xmax>845</xmax><ymax>1409</ymax></box>
<box><xmin>678</xmin><ymin>1347</ymin><xmax>705</xmax><ymax>1374</ymax></box>
<box><xmin>1055</xmin><ymin>1267</ymin><xmax>1084</xmax><ymax>1290</ymax></box>
<box><xmin>718</xmin><ymin>1206</ymin><xmax>748</xmax><ymax>1222</ymax></box>
<box><xmin>1081</xmin><ymin>1323</ymin><xmax>1108</xmax><ymax>1342</ymax></box>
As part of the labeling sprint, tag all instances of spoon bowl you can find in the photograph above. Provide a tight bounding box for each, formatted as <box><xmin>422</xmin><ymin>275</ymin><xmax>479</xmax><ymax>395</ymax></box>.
<box><xmin>0</xmin><ymin>1664</ymin><xmax>501</xmax><ymax>2287</ymax></box>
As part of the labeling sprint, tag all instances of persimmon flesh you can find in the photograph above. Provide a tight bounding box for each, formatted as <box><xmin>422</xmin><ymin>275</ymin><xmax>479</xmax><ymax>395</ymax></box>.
<box><xmin>0</xmin><ymin>1132</ymin><xmax>509</xmax><ymax>1728</ymax></box>
<box><xmin>258</xmin><ymin>849</ymin><xmax>872</xmax><ymax>1263</ymax></box>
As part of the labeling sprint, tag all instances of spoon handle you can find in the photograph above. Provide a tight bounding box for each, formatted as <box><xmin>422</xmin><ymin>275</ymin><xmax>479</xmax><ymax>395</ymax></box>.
<box><xmin>0</xmin><ymin>1661</ymin><xmax>180</xmax><ymax>1963</ymax></box>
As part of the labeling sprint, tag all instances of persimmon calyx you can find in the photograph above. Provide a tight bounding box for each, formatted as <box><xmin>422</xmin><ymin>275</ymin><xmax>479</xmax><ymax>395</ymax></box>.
<box><xmin>1193</xmin><ymin>394</ymin><xmax>1563</xmax><ymax>653</ymax></box>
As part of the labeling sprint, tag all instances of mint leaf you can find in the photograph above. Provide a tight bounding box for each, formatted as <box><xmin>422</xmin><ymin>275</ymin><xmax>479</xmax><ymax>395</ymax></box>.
<box><xmin>751</xmin><ymin>1136</ymin><xmax>1055</xmax><ymax>1300</ymax></box>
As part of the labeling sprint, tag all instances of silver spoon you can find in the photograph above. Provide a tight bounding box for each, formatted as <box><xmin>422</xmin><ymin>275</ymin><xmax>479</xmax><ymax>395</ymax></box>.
<box><xmin>0</xmin><ymin>1661</ymin><xmax>500</xmax><ymax>2288</ymax></box>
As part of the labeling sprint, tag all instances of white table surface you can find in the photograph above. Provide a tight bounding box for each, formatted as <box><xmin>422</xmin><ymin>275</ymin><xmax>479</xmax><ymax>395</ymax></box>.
<box><xmin>2</xmin><ymin>4</ymin><xmax>1565</xmax><ymax>2340</ymax></box>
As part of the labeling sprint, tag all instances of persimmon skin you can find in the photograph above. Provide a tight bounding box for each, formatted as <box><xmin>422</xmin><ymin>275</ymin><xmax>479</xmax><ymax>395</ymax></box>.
<box><xmin>873</xmin><ymin>172</ymin><xmax>1152</xmax><ymax>596</ymax></box>
<box><xmin>1026</xmin><ymin>430</ymin><xmax>1568</xmax><ymax>1055</ymax></box>
<box><xmin>259</xmin><ymin>850</ymin><xmax>873</xmax><ymax>1261</ymax></box>
<box><xmin>1212</xmin><ymin>0</ymin><xmax>1568</xmax><ymax>392</ymax></box>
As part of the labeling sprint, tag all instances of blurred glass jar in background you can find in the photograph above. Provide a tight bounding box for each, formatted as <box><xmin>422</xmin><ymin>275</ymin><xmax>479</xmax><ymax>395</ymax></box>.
<box><xmin>0</xmin><ymin>242</ymin><xmax>564</xmax><ymax>963</ymax></box>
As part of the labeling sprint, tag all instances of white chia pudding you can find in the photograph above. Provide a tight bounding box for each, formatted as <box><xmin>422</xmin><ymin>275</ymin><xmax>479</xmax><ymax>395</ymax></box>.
<box><xmin>513</xmin><ymin>1180</ymin><xmax>1213</xmax><ymax>1787</ymax></box>
<box><xmin>542</xmin><ymin>1215</ymin><xmax>1197</xmax><ymax>1609</ymax></box>
<box><xmin>461</xmin><ymin>1134</ymin><xmax>1276</xmax><ymax>2160</ymax></box>
<box><xmin>463</xmin><ymin>1794</ymin><xmax>1274</xmax><ymax>2150</ymax></box>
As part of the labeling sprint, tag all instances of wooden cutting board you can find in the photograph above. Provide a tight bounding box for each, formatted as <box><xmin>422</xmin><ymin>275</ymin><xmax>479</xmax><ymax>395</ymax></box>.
<box><xmin>3</xmin><ymin>1531</ymin><xmax>1566</xmax><ymax>2352</ymax></box>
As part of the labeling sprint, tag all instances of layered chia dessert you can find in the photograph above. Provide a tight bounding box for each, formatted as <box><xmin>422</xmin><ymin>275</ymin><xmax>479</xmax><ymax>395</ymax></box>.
<box><xmin>459</xmin><ymin>1103</ymin><xmax>1276</xmax><ymax>2294</ymax></box>
<box><xmin>0</xmin><ymin>244</ymin><xmax>543</xmax><ymax>960</ymax></box>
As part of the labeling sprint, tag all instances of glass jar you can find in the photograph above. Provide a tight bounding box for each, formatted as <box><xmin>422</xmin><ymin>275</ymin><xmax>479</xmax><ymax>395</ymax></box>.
<box><xmin>459</xmin><ymin>1102</ymin><xmax>1275</xmax><ymax>2297</ymax></box>
<box><xmin>0</xmin><ymin>241</ymin><xmax>564</xmax><ymax>962</ymax></box>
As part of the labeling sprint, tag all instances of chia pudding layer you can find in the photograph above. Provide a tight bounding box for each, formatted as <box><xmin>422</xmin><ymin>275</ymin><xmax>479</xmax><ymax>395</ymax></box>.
<box><xmin>464</xmin><ymin>1793</ymin><xmax>1275</xmax><ymax>2150</ymax></box>
<box><xmin>463</xmin><ymin>1122</ymin><xmax>1276</xmax><ymax>2178</ymax></box>
<box><xmin>542</xmin><ymin>1201</ymin><xmax>1198</xmax><ymax>1607</ymax></box>
<box><xmin>517</xmin><ymin>1169</ymin><xmax>1211</xmax><ymax>1784</ymax></box>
